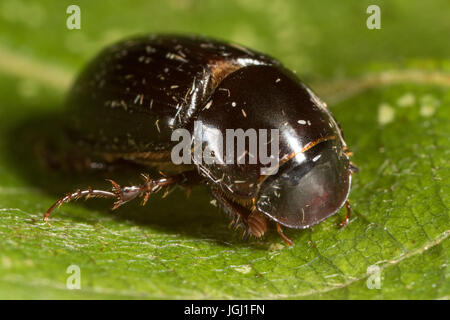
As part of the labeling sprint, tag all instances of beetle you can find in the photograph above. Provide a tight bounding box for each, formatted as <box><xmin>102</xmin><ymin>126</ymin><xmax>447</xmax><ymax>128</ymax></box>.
<box><xmin>44</xmin><ymin>34</ymin><xmax>357</xmax><ymax>245</ymax></box>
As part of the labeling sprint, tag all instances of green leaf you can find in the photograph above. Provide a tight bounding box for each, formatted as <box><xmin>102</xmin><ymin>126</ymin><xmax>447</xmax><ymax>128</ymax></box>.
<box><xmin>0</xmin><ymin>0</ymin><xmax>448</xmax><ymax>299</ymax></box>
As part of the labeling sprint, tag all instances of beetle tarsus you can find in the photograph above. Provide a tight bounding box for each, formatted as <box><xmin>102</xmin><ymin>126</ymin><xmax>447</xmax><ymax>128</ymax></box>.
<box><xmin>344</xmin><ymin>150</ymin><xmax>353</xmax><ymax>157</ymax></box>
<box><xmin>234</xmin><ymin>220</ymin><xmax>244</xmax><ymax>231</ymax></box>
<box><xmin>228</xmin><ymin>215</ymin><xmax>253</xmax><ymax>241</ymax></box>
<box><xmin>228</xmin><ymin>216</ymin><xmax>240</xmax><ymax>230</ymax></box>
<box><xmin>349</xmin><ymin>162</ymin><xmax>359</xmax><ymax>174</ymax></box>
<box><xmin>44</xmin><ymin>188</ymin><xmax>116</xmax><ymax>224</ymax></box>
<box><xmin>162</xmin><ymin>186</ymin><xmax>171</xmax><ymax>198</ymax></box>
<box><xmin>339</xmin><ymin>200</ymin><xmax>351</xmax><ymax>228</ymax></box>
<box><xmin>242</xmin><ymin>228</ymin><xmax>251</xmax><ymax>241</ymax></box>
<box><xmin>276</xmin><ymin>223</ymin><xmax>293</xmax><ymax>246</ymax></box>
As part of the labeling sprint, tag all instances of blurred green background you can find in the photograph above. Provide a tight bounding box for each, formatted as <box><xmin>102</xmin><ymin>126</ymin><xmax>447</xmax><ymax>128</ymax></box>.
<box><xmin>0</xmin><ymin>0</ymin><xmax>448</xmax><ymax>299</ymax></box>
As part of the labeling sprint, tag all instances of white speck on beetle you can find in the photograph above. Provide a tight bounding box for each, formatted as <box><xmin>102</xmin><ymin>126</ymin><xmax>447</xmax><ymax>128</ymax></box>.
<box><xmin>203</xmin><ymin>100</ymin><xmax>213</xmax><ymax>110</ymax></box>
<box><xmin>231</xmin><ymin>102</ymin><xmax>236</xmax><ymax>107</ymax></box>
<box><xmin>378</xmin><ymin>103</ymin><xmax>395</xmax><ymax>125</ymax></box>
<box><xmin>166</xmin><ymin>52</ymin><xmax>188</xmax><ymax>63</ymax></box>
<box><xmin>297</xmin><ymin>120</ymin><xmax>306</xmax><ymax>125</ymax></box>
<box><xmin>133</xmin><ymin>94</ymin><xmax>142</xmax><ymax>104</ymax></box>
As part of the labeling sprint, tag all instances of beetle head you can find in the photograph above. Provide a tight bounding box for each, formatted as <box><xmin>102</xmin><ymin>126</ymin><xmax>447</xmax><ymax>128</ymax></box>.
<box><xmin>256</xmin><ymin>138</ymin><xmax>351</xmax><ymax>229</ymax></box>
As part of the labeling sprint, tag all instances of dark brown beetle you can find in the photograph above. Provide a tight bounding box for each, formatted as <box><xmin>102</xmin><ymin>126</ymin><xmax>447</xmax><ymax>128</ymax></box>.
<box><xmin>45</xmin><ymin>34</ymin><xmax>356</xmax><ymax>245</ymax></box>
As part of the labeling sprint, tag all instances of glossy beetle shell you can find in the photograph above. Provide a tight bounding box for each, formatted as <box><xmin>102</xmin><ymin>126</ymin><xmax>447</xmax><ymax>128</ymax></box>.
<box><xmin>64</xmin><ymin>34</ymin><xmax>352</xmax><ymax>232</ymax></box>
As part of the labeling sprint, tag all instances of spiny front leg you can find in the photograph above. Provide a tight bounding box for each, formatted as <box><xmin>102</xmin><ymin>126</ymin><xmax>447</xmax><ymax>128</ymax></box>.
<box><xmin>44</xmin><ymin>170</ymin><xmax>201</xmax><ymax>224</ymax></box>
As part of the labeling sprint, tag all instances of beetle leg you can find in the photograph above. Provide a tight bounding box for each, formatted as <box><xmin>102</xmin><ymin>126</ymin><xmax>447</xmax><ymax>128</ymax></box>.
<box><xmin>276</xmin><ymin>223</ymin><xmax>293</xmax><ymax>246</ymax></box>
<box><xmin>242</xmin><ymin>228</ymin><xmax>251</xmax><ymax>241</ymax></box>
<box><xmin>44</xmin><ymin>170</ymin><xmax>203</xmax><ymax>223</ymax></box>
<box><xmin>349</xmin><ymin>162</ymin><xmax>359</xmax><ymax>173</ymax></box>
<box><xmin>343</xmin><ymin>146</ymin><xmax>353</xmax><ymax>157</ymax></box>
<box><xmin>338</xmin><ymin>200</ymin><xmax>351</xmax><ymax>228</ymax></box>
<box><xmin>228</xmin><ymin>216</ymin><xmax>242</xmax><ymax>230</ymax></box>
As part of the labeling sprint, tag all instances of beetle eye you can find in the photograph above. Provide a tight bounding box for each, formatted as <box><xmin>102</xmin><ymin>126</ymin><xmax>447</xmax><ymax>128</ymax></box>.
<box><xmin>256</xmin><ymin>141</ymin><xmax>351</xmax><ymax>229</ymax></box>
